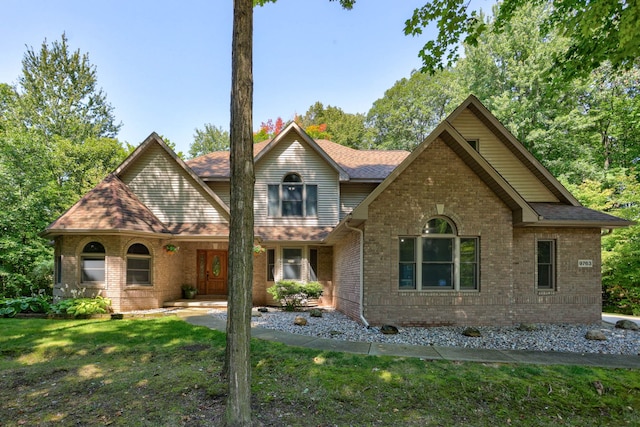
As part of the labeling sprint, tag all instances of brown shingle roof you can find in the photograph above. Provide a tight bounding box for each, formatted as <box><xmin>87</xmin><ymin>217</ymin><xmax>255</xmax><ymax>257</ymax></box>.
<box><xmin>314</xmin><ymin>140</ymin><xmax>409</xmax><ymax>180</ymax></box>
<box><xmin>45</xmin><ymin>174</ymin><xmax>169</xmax><ymax>234</ymax></box>
<box><xmin>186</xmin><ymin>140</ymin><xmax>269</xmax><ymax>178</ymax></box>
<box><xmin>186</xmin><ymin>138</ymin><xmax>408</xmax><ymax>181</ymax></box>
<box><xmin>530</xmin><ymin>203</ymin><xmax>632</xmax><ymax>227</ymax></box>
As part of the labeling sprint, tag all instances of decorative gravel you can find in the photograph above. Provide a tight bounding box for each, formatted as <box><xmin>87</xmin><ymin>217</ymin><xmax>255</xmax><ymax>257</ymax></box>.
<box><xmin>209</xmin><ymin>308</ymin><xmax>640</xmax><ymax>356</ymax></box>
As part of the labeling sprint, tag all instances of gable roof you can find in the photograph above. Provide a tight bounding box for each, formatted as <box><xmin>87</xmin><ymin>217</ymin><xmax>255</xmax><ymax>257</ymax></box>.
<box><xmin>44</xmin><ymin>174</ymin><xmax>170</xmax><ymax>235</ymax></box>
<box><xmin>44</xmin><ymin>133</ymin><xmax>232</xmax><ymax>238</ymax></box>
<box><xmin>186</xmin><ymin>124</ymin><xmax>410</xmax><ymax>182</ymax></box>
<box><xmin>116</xmin><ymin>132</ymin><xmax>230</xmax><ymax>219</ymax></box>
<box><xmin>447</xmin><ymin>95</ymin><xmax>579</xmax><ymax>206</ymax></box>
<box><xmin>345</xmin><ymin>95</ymin><xmax>631</xmax><ymax>230</ymax></box>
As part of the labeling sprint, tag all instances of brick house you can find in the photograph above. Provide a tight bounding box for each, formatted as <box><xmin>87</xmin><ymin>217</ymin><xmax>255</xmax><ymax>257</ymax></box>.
<box><xmin>43</xmin><ymin>96</ymin><xmax>629</xmax><ymax>326</ymax></box>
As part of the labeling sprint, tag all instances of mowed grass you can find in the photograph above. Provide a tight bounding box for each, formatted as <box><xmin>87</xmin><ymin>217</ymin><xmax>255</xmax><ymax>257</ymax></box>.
<box><xmin>1</xmin><ymin>317</ymin><xmax>639</xmax><ymax>426</ymax></box>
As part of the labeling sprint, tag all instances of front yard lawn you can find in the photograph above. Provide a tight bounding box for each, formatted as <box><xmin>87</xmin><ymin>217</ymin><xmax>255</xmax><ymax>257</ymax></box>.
<box><xmin>1</xmin><ymin>317</ymin><xmax>638</xmax><ymax>426</ymax></box>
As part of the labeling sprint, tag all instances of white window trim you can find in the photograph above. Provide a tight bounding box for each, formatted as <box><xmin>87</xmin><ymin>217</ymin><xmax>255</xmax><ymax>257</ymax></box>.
<box><xmin>268</xmin><ymin>173</ymin><xmax>318</xmax><ymax>218</ymax></box>
<box><xmin>79</xmin><ymin>242</ymin><xmax>106</xmax><ymax>285</ymax></box>
<box><xmin>125</xmin><ymin>244</ymin><xmax>152</xmax><ymax>286</ymax></box>
<box><xmin>270</xmin><ymin>246</ymin><xmax>317</xmax><ymax>282</ymax></box>
<box><xmin>536</xmin><ymin>239</ymin><xmax>556</xmax><ymax>291</ymax></box>
<box><xmin>399</xmin><ymin>235</ymin><xmax>479</xmax><ymax>291</ymax></box>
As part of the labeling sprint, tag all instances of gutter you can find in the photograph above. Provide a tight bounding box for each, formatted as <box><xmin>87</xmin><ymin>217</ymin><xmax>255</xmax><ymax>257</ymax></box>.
<box><xmin>345</xmin><ymin>215</ymin><xmax>369</xmax><ymax>327</ymax></box>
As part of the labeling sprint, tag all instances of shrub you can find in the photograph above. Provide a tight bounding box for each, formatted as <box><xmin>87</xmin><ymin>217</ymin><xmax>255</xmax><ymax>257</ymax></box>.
<box><xmin>50</xmin><ymin>296</ymin><xmax>112</xmax><ymax>317</ymax></box>
<box><xmin>603</xmin><ymin>283</ymin><xmax>640</xmax><ymax>315</ymax></box>
<box><xmin>0</xmin><ymin>295</ymin><xmax>52</xmax><ymax>317</ymax></box>
<box><xmin>267</xmin><ymin>280</ymin><xmax>323</xmax><ymax>311</ymax></box>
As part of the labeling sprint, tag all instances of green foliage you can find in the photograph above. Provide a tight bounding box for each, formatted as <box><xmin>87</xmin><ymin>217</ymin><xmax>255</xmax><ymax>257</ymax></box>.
<box><xmin>17</xmin><ymin>33</ymin><xmax>121</xmax><ymax>140</ymax></box>
<box><xmin>50</xmin><ymin>296</ymin><xmax>112</xmax><ymax>317</ymax></box>
<box><xmin>367</xmin><ymin>68</ymin><xmax>462</xmax><ymax>150</ymax></box>
<box><xmin>406</xmin><ymin>0</ymin><xmax>640</xmax><ymax>79</ymax></box>
<box><xmin>267</xmin><ymin>280</ymin><xmax>323</xmax><ymax>311</ymax></box>
<box><xmin>2</xmin><ymin>318</ymin><xmax>640</xmax><ymax>426</ymax></box>
<box><xmin>0</xmin><ymin>295</ymin><xmax>51</xmax><ymax>317</ymax></box>
<box><xmin>0</xmin><ymin>34</ymin><xmax>126</xmax><ymax>297</ymax></box>
<box><xmin>189</xmin><ymin>123</ymin><xmax>230</xmax><ymax>158</ymax></box>
<box><xmin>299</xmin><ymin>102</ymin><xmax>369</xmax><ymax>149</ymax></box>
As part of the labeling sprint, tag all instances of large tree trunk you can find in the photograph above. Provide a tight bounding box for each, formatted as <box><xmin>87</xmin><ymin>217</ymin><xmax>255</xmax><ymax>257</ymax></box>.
<box><xmin>225</xmin><ymin>0</ymin><xmax>254</xmax><ymax>425</ymax></box>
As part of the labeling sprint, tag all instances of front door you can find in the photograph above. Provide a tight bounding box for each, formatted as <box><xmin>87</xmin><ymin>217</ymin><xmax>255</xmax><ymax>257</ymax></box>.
<box><xmin>197</xmin><ymin>250</ymin><xmax>228</xmax><ymax>295</ymax></box>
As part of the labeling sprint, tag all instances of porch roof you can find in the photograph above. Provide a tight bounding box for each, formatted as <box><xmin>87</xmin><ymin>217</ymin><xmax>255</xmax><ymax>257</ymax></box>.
<box><xmin>530</xmin><ymin>203</ymin><xmax>633</xmax><ymax>228</ymax></box>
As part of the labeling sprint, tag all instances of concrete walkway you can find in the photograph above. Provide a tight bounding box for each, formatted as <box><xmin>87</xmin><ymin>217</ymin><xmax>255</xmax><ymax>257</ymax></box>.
<box><xmin>177</xmin><ymin>309</ymin><xmax>640</xmax><ymax>369</ymax></box>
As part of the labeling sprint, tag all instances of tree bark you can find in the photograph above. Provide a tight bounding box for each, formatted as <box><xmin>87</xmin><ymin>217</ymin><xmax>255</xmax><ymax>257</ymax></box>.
<box><xmin>225</xmin><ymin>0</ymin><xmax>254</xmax><ymax>425</ymax></box>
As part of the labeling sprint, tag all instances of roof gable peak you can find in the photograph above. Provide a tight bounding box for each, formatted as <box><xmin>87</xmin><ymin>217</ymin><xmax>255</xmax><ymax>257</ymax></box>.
<box><xmin>254</xmin><ymin>122</ymin><xmax>350</xmax><ymax>181</ymax></box>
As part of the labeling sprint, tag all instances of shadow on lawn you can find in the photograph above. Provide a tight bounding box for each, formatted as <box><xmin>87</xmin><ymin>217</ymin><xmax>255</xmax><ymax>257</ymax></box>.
<box><xmin>0</xmin><ymin>316</ymin><xmax>228</xmax><ymax>364</ymax></box>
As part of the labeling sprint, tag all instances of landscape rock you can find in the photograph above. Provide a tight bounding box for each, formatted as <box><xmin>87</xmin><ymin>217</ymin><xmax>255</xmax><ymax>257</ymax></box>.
<box><xmin>517</xmin><ymin>323</ymin><xmax>538</xmax><ymax>332</ymax></box>
<box><xmin>462</xmin><ymin>327</ymin><xmax>482</xmax><ymax>337</ymax></box>
<box><xmin>585</xmin><ymin>330</ymin><xmax>607</xmax><ymax>341</ymax></box>
<box><xmin>380</xmin><ymin>325</ymin><xmax>399</xmax><ymax>335</ymax></box>
<box><xmin>294</xmin><ymin>316</ymin><xmax>307</xmax><ymax>326</ymax></box>
<box><xmin>615</xmin><ymin>319</ymin><xmax>639</xmax><ymax>331</ymax></box>
<box><xmin>257</xmin><ymin>307</ymin><xmax>269</xmax><ymax>313</ymax></box>
<box><xmin>309</xmin><ymin>309</ymin><xmax>323</xmax><ymax>318</ymax></box>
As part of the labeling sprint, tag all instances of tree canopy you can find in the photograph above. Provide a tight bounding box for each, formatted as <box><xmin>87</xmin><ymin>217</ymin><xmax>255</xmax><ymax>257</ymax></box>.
<box><xmin>0</xmin><ymin>34</ymin><xmax>126</xmax><ymax>297</ymax></box>
<box><xmin>405</xmin><ymin>0</ymin><xmax>640</xmax><ymax>79</ymax></box>
<box><xmin>189</xmin><ymin>123</ymin><xmax>230</xmax><ymax>158</ymax></box>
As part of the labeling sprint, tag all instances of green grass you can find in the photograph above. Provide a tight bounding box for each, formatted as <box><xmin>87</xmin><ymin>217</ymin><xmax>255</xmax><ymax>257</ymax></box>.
<box><xmin>1</xmin><ymin>317</ymin><xmax>639</xmax><ymax>426</ymax></box>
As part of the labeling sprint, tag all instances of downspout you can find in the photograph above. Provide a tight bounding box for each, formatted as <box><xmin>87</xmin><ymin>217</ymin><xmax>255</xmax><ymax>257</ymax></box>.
<box><xmin>345</xmin><ymin>215</ymin><xmax>369</xmax><ymax>327</ymax></box>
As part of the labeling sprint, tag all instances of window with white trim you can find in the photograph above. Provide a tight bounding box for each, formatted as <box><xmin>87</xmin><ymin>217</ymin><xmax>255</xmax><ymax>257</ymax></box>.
<box><xmin>126</xmin><ymin>243</ymin><xmax>151</xmax><ymax>285</ymax></box>
<box><xmin>282</xmin><ymin>248</ymin><xmax>303</xmax><ymax>280</ymax></box>
<box><xmin>81</xmin><ymin>242</ymin><xmax>105</xmax><ymax>283</ymax></box>
<box><xmin>268</xmin><ymin>173</ymin><xmax>317</xmax><ymax>217</ymax></box>
<box><xmin>537</xmin><ymin>240</ymin><xmax>555</xmax><ymax>289</ymax></box>
<box><xmin>399</xmin><ymin>218</ymin><xmax>479</xmax><ymax>291</ymax></box>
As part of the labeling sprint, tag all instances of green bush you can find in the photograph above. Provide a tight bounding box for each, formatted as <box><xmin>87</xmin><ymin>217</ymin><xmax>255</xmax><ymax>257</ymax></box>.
<box><xmin>0</xmin><ymin>295</ymin><xmax>52</xmax><ymax>317</ymax></box>
<box><xmin>50</xmin><ymin>296</ymin><xmax>112</xmax><ymax>317</ymax></box>
<box><xmin>267</xmin><ymin>280</ymin><xmax>323</xmax><ymax>311</ymax></box>
<box><xmin>603</xmin><ymin>283</ymin><xmax>640</xmax><ymax>315</ymax></box>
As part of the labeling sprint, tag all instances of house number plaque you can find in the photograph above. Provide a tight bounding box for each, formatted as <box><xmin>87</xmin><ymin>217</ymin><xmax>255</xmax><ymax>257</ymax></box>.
<box><xmin>578</xmin><ymin>259</ymin><xmax>593</xmax><ymax>268</ymax></box>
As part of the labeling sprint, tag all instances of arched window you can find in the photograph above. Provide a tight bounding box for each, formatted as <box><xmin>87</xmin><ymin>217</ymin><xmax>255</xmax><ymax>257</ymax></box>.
<box><xmin>126</xmin><ymin>243</ymin><xmax>151</xmax><ymax>285</ymax></box>
<box><xmin>268</xmin><ymin>173</ymin><xmax>318</xmax><ymax>217</ymax></box>
<box><xmin>399</xmin><ymin>217</ymin><xmax>479</xmax><ymax>291</ymax></box>
<box><xmin>81</xmin><ymin>241</ymin><xmax>105</xmax><ymax>283</ymax></box>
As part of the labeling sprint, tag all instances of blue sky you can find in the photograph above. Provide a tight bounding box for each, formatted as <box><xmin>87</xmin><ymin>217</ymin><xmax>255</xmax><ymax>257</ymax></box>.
<box><xmin>1</xmin><ymin>0</ymin><xmax>493</xmax><ymax>155</ymax></box>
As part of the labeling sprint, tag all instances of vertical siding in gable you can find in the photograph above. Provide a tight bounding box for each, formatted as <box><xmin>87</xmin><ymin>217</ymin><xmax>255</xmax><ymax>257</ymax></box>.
<box><xmin>450</xmin><ymin>109</ymin><xmax>559</xmax><ymax>202</ymax></box>
<box><xmin>120</xmin><ymin>144</ymin><xmax>225</xmax><ymax>224</ymax></box>
<box><xmin>255</xmin><ymin>134</ymin><xmax>339</xmax><ymax>227</ymax></box>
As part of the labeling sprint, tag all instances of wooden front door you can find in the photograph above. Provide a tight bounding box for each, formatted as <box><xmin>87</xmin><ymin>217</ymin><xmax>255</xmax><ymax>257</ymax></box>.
<box><xmin>197</xmin><ymin>250</ymin><xmax>228</xmax><ymax>295</ymax></box>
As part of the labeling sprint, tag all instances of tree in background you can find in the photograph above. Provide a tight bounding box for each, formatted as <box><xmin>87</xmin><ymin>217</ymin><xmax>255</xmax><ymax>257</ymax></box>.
<box><xmin>405</xmin><ymin>0</ymin><xmax>640</xmax><ymax>79</ymax></box>
<box><xmin>189</xmin><ymin>123</ymin><xmax>230</xmax><ymax>158</ymax></box>
<box><xmin>455</xmin><ymin>3</ymin><xmax>582</xmax><ymax>177</ymax></box>
<box><xmin>367</xmin><ymin>68</ymin><xmax>461</xmax><ymax>150</ymax></box>
<box><xmin>17</xmin><ymin>33</ymin><xmax>121</xmax><ymax>140</ymax></box>
<box><xmin>0</xmin><ymin>34</ymin><xmax>126</xmax><ymax>297</ymax></box>
<box><xmin>298</xmin><ymin>102</ymin><xmax>368</xmax><ymax>148</ymax></box>
<box><xmin>253</xmin><ymin>117</ymin><xmax>284</xmax><ymax>142</ymax></box>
